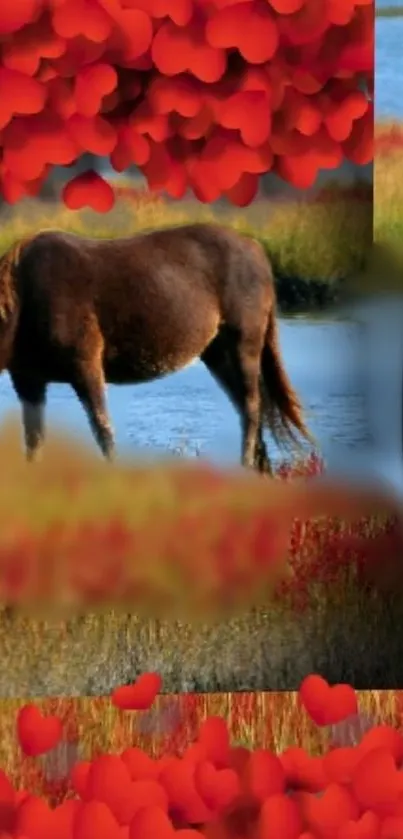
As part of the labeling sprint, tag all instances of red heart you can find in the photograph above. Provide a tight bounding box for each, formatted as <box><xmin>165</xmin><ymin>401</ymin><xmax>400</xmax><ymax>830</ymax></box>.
<box><xmin>0</xmin><ymin>770</ymin><xmax>16</xmax><ymax>834</ymax></box>
<box><xmin>228</xmin><ymin>746</ymin><xmax>250</xmax><ymax>777</ymax></box>
<box><xmin>224</xmin><ymin>172</ymin><xmax>259</xmax><ymax>207</ymax></box>
<box><xmin>123</xmin><ymin>780</ymin><xmax>169</xmax><ymax>824</ymax></box>
<box><xmin>17</xmin><ymin>705</ymin><xmax>63</xmax><ymax>757</ymax></box>
<box><xmin>151</xmin><ymin>19</ymin><xmax>226</xmax><ymax>83</ymax></box>
<box><xmin>278</xmin><ymin>0</ymin><xmax>329</xmax><ymax>45</ymax></box>
<box><xmin>4</xmin><ymin>112</ymin><xmax>79</xmax><ymax>177</ymax></box>
<box><xmin>245</xmin><ymin>750</ymin><xmax>285</xmax><ymax>802</ymax></box>
<box><xmin>131</xmin><ymin>102</ymin><xmax>173</xmax><ymax>141</ymax></box>
<box><xmin>75</xmin><ymin>63</ymin><xmax>118</xmax><ymax>118</ymax></box>
<box><xmin>194</xmin><ymin>761</ymin><xmax>240</xmax><ymax>812</ymax></box>
<box><xmin>220</xmin><ymin>91</ymin><xmax>271</xmax><ymax>147</ymax></box>
<box><xmin>52</xmin><ymin>799</ymin><xmax>82</xmax><ymax>839</ymax></box>
<box><xmin>146</xmin><ymin>0</ymin><xmax>193</xmax><ymax>26</ymax></box>
<box><xmin>143</xmin><ymin>141</ymin><xmax>188</xmax><ymax>199</ymax></box>
<box><xmin>352</xmin><ymin>748</ymin><xmax>401</xmax><ymax>813</ymax></box>
<box><xmin>48</xmin><ymin>78</ymin><xmax>77</xmax><ymax>120</ymax></box>
<box><xmin>120</xmin><ymin>748</ymin><xmax>159</xmax><ymax>782</ymax></box>
<box><xmin>297</xmin><ymin>783</ymin><xmax>359</xmax><ymax>838</ymax></box>
<box><xmin>0</xmin><ymin>171</ymin><xmax>34</xmax><ymax>203</ymax></box>
<box><xmin>86</xmin><ymin>755</ymin><xmax>134</xmax><ymax>822</ymax></box>
<box><xmin>70</xmin><ymin>760</ymin><xmax>91</xmax><ymax>800</ymax></box>
<box><xmin>257</xmin><ymin>794</ymin><xmax>302</xmax><ymax>839</ymax></box>
<box><xmin>159</xmin><ymin>757</ymin><xmax>212</xmax><ymax>824</ymax></box>
<box><xmin>337</xmin><ymin>810</ymin><xmax>380</xmax><ymax>839</ymax></box>
<box><xmin>0</xmin><ymin>0</ymin><xmax>38</xmax><ymax>34</ymax></box>
<box><xmin>15</xmin><ymin>796</ymin><xmax>53</xmax><ymax>839</ymax></box>
<box><xmin>109</xmin><ymin>9</ymin><xmax>153</xmax><ymax>62</ymax></box>
<box><xmin>66</xmin><ymin>114</ymin><xmax>117</xmax><ymax>156</ymax></box>
<box><xmin>198</xmin><ymin>716</ymin><xmax>230</xmax><ymax>766</ymax></box>
<box><xmin>359</xmin><ymin>726</ymin><xmax>403</xmax><ymax>766</ymax></box>
<box><xmin>62</xmin><ymin>170</ymin><xmax>115</xmax><ymax>212</ymax></box>
<box><xmin>280</xmin><ymin>748</ymin><xmax>327</xmax><ymax>793</ymax></box>
<box><xmin>342</xmin><ymin>104</ymin><xmax>373</xmax><ymax>165</ymax></box>
<box><xmin>325</xmin><ymin>91</ymin><xmax>368</xmax><ymax>142</ymax></box>
<box><xmin>111</xmin><ymin>126</ymin><xmax>150</xmax><ymax>172</ymax></box>
<box><xmin>128</xmin><ymin>806</ymin><xmax>174</xmax><ymax>839</ymax></box>
<box><xmin>177</xmin><ymin>106</ymin><xmax>215</xmax><ymax>141</ymax></box>
<box><xmin>270</xmin><ymin>0</ymin><xmax>304</xmax><ymax>11</ymax></box>
<box><xmin>285</xmin><ymin>88</ymin><xmax>322</xmax><ymax>136</ymax></box>
<box><xmin>299</xmin><ymin>675</ymin><xmax>358</xmax><ymax>726</ymax></box>
<box><xmin>270</xmin><ymin>121</ymin><xmax>311</xmax><ymax>156</ymax></box>
<box><xmin>52</xmin><ymin>0</ymin><xmax>112</xmax><ymax>43</ymax></box>
<box><xmin>149</xmin><ymin>76</ymin><xmax>202</xmax><ymax>118</ymax></box>
<box><xmin>0</xmin><ymin>67</ymin><xmax>46</xmax><ymax>129</ymax></box>
<box><xmin>74</xmin><ymin>800</ymin><xmax>122</xmax><ymax>839</ymax></box>
<box><xmin>50</xmin><ymin>36</ymin><xmax>105</xmax><ymax>76</ymax></box>
<box><xmin>323</xmin><ymin>747</ymin><xmax>361</xmax><ymax>785</ymax></box>
<box><xmin>202</xmin><ymin>131</ymin><xmax>272</xmax><ymax>190</ymax></box>
<box><xmin>111</xmin><ymin>672</ymin><xmax>162</xmax><ymax>711</ymax></box>
<box><xmin>380</xmin><ymin>816</ymin><xmax>403</xmax><ymax>838</ymax></box>
<box><xmin>1</xmin><ymin>15</ymin><xmax>65</xmax><ymax>76</ymax></box>
<box><xmin>206</xmin><ymin>3</ymin><xmax>279</xmax><ymax>63</ymax></box>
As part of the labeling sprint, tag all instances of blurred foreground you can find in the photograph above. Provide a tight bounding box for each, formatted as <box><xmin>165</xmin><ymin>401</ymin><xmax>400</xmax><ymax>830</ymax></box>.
<box><xmin>0</xmin><ymin>422</ymin><xmax>401</xmax><ymax>693</ymax></box>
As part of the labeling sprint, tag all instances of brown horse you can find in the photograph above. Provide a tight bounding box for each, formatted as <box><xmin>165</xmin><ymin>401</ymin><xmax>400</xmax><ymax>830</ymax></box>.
<box><xmin>0</xmin><ymin>223</ymin><xmax>312</xmax><ymax>471</ymax></box>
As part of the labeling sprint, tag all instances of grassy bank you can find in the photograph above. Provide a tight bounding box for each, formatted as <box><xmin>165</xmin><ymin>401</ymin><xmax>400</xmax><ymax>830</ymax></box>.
<box><xmin>376</xmin><ymin>5</ymin><xmax>403</xmax><ymax>16</ymax></box>
<box><xmin>372</xmin><ymin>122</ymin><xmax>403</xmax><ymax>290</ymax></box>
<box><xmin>0</xmin><ymin>183</ymin><xmax>371</xmax><ymax>312</ymax></box>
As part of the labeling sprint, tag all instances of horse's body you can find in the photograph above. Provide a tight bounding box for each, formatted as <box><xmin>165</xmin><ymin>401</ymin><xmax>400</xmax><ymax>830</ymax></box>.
<box><xmin>0</xmin><ymin>223</ymin><xmax>312</xmax><ymax>470</ymax></box>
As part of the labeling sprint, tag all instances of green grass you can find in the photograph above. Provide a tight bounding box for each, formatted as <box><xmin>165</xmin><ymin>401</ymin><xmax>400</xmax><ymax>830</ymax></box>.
<box><xmin>376</xmin><ymin>5</ymin><xmax>403</xmax><ymax>17</ymax></box>
<box><xmin>0</xmin><ymin>185</ymin><xmax>372</xmax><ymax>311</ymax></box>
<box><xmin>369</xmin><ymin>122</ymin><xmax>403</xmax><ymax>291</ymax></box>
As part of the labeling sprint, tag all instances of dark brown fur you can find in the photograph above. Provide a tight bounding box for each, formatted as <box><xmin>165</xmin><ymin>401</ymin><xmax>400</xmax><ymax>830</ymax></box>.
<box><xmin>0</xmin><ymin>223</ymin><xmax>313</xmax><ymax>469</ymax></box>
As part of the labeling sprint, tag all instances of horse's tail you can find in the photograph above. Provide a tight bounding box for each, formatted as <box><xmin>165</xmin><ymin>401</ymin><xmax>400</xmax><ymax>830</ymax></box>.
<box><xmin>260</xmin><ymin>306</ymin><xmax>315</xmax><ymax>450</ymax></box>
<box><xmin>0</xmin><ymin>237</ymin><xmax>31</xmax><ymax>322</ymax></box>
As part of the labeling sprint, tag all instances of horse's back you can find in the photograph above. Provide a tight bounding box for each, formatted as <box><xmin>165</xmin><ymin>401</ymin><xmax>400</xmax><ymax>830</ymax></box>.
<box><xmin>13</xmin><ymin>224</ymin><xmax>273</xmax><ymax>384</ymax></box>
<box><xmin>18</xmin><ymin>223</ymin><xmax>271</xmax><ymax>302</ymax></box>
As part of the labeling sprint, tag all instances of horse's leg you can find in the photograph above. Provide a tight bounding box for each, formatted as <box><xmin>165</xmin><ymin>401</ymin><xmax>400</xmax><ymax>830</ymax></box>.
<box><xmin>233</xmin><ymin>331</ymin><xmax>265</xmax><ymax>470</ymax></box>
<box><xmin>71</xmin><ymin>354</ymin><xmax>115</xmax><ymax>461</ymax></box>
<box><xmin>9</xmin><ymin>371</ymin><xmax>47</xmax><ymax>462</ymax></box>
<box><xmin>255</xmin><ymin>422</ymin><xmax>273</xmax><ymax>475</ymax></box>
<box><xmin>202</xmin><ymin>333</ymin><xmax>271</xmax><ymax>473</ymax></box>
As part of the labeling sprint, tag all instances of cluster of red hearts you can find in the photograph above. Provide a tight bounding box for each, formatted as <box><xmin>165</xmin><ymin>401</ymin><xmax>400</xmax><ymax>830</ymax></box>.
<box><xmin>0</xmin><ymin>0</ymin><xmax>373</xmax><ymax>211</ymax></box>
<box><xmin>1</xmin><ymin>671</ymin><xmax>402</xmax><ymax>839</ymax></box>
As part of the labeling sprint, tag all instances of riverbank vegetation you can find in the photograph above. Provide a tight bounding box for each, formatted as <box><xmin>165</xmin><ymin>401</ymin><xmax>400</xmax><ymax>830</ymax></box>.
<box><xmin>0</xmin><ymin>180</ymin><xmax>371</xmax><ymax>312</ymax></box>
<box><xmin>372</xmin><ymin>121</ymin><xmax>403</xmax><ymax>290</ymax></box>
<box><xmin>376</xmin><ymin>4</ymin><xmax>403</xmax><ymax>16</ymax></box>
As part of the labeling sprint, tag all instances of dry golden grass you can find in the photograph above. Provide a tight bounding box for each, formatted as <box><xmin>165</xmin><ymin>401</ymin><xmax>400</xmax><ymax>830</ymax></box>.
<box><xmin>0</xmin><ymin>582</ymin><xmax>401</xmax><ymax>698</ymax></box>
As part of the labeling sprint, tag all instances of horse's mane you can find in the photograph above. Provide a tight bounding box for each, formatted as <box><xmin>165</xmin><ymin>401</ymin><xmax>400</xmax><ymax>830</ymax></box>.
<box><xmin>0</xmin><ymin>238</ymin><xmax>31</xmax><ymax>322</ymax></box>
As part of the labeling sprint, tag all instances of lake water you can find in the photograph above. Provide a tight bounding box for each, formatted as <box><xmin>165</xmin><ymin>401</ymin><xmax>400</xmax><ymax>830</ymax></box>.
<box><xmin>376</xmin><ymin>0</ymin><xmax>403</xmax><ymax>118</ymax></box>
<box><xmin>0</xmin><ymin>315</ymin><xmax>371</xmax><ymax>472</ymax></box>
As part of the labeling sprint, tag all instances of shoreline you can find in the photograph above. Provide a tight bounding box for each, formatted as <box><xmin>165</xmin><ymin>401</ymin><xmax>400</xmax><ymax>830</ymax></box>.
<box><xmin>376</xmin><ymin>5</ymin><xmax>403</xmax><ymax>16</ymax></box>
<box><xmin>274</xmin><ymin>274</ymin><xmax>340</xmax><ymax>313</ymax></box>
